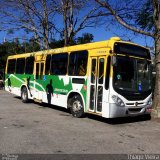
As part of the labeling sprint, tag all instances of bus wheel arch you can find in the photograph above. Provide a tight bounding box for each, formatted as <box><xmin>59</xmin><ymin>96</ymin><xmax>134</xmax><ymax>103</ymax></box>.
<box><xmin>67</xmin><ymin>92</ymin><xmax>85</xmax><ymax>118</ymax></box>
<box><xmin>21</xmin><ymin>86</ymin><xmax>29</xmax><ymax>103</ymax></box>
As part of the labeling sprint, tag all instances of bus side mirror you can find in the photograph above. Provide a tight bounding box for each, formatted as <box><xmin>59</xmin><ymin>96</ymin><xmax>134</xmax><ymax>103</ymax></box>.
<box><xmin>112</xmin><ymin>56</ymin><xmax>117</xmax><ymax>67</ymax></box>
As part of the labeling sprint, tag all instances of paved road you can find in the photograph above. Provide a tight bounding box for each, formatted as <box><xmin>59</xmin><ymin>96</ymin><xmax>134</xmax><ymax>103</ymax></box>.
<box><xmin>0</xmin><ymin>90</ymin><xmax>160</xmax><ymax>154</ymax></box>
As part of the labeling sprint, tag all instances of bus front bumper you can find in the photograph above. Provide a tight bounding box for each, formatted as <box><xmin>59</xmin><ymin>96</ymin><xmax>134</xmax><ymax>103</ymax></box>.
<box><xmin>109</xmin><ymin>103</ymin><xmax>152</xmax><ymax>118</ymax></box>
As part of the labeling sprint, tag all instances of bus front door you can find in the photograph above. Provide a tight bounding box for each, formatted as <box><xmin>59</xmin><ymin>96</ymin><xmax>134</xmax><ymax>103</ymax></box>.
<box><xmin>34</xmin><ymin>62</ymin><xmax>45</xmax><ymax>101</ymax></box>
<box><xmin>89</xmin><ymin>56</ymin><xmax>105</xmax><ymax>114</ymax></box>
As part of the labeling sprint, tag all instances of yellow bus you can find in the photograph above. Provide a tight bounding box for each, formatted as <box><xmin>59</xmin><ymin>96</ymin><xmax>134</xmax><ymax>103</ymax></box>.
<box><xmin>5</xmin><ymin>37</ymin><xmax>153</xmax><ymax>118</ymax></box>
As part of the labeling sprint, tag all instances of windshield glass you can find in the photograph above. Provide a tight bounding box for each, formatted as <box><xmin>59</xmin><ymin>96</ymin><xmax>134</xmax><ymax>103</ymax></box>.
<box><xmin>113</xmin><ymin>56</ymin><xmax>152</xmax><ymax>93</ymax></box>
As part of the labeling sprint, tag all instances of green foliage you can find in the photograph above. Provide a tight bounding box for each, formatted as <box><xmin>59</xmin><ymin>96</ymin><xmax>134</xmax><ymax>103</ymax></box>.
<box><xmin>136</xmin><ymin>0</ymin><xmax>154</xmax><ymax>31</ymax></box>
<box><xmin>0</xmin><ymin>38</ymin><xmax>41</xmax><ymax>73</ymax></box>
<box><xmin>49</xmin><ymin>39</ymin><xmax>66</xmax><ymax>49</ymax></box>
<box><xmin>49</xmin><ymin>33</ymin><xmax>94</xmax><ymax>49</ymax></box>
<box><xmin>76</xmin><ymin>33</ymin><xmax>94</xmax><ymax>44</ymax></box>
<box><xmin>21</xmin><ymin>40</ymin><xmax>41</xmax><ymax>53</ymax></box>
<box><xmin>0</xmin><ymin>41</ymin><xmax>20</xmax><ymax>73</ymax></box>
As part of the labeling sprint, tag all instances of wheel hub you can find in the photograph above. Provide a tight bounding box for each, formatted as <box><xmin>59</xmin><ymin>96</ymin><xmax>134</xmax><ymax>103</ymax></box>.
<box><xmin>22</xmin><ymin>92</ymin><xmax>27</xmax><ymax>100</ymax></box>
<box><xmin>73</xmin><ymin>100</ymin><xmax>82</xmax><ymax>112</ymax></box>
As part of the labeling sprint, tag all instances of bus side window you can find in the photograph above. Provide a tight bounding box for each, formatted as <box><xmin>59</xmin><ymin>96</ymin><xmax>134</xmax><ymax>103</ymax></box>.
<box><xmin>79</xmin><ymin>60</ymin><xmax>86</xmax><ymax>76</ymax></box>
<box><xmin>16</xmin><ymin>58</ymin><xmax>25</xmax><ymax>74</ymax></box>
<box><xmin>58</xmin><ymin>53</ymin><xmax>68</xmax><ymax>75</ymax></box>
<box><xmin>40</xmin><ymin>63</ymin><xmax>44</xmax><ymax>79</ymax></box>
<box><xmin>69</xmin><ymin>50</ymin><xmax>88</xmax><ymax>76</ymax></box>
<box><xmin>69</xmin><ymin>53</ymin><xmax>76</xmax><ymax>75</ymax></box>
<box><xmin>36</xmin><ymin>63</ymin><xmax>39</xmax><ymax>79</ymax></box>
<box><xmin>51</xmin><ymin>53</ymin><xmax>68</xmax><ymax>75</ymax></box>
<box><xmin>7</xmin><ymin>59</ymin><xmax>16</xmax><ymax>74</ymax></box>
<box><xmin>45</xmin><ymin>55</ymin><xmax>51</xmax><ymax>75</ymax></box>
<box><xmin>25</xmin><ymin>56</ymin><xmax>34</xmax><ymax>74</ymax></box>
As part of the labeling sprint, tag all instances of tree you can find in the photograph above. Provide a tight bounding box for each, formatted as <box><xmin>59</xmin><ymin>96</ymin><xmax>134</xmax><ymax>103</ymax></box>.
<box><xmin>0</xmin><ymin>0</ymin><xmax>110</xmax><ymax>48</ymax></box>
<box><xmin>76</xmin><ymin>33</ymin><xmax>94</xmax><ymax>44</ymax></box>
<box><xmin>95</xmin><ymin>0</ymin><xmax>160</xmax><ymax>117</ymax></box>
<box><xmin>0</xmin><ymin>38</ymin><xmax>41</xmax><ymax>74</ymax></box>
<box><xmin>0</xmin><ymin>41</ymin><xmax>20</xmax><ymax>73</ymax></box>
<box><xmin>58</xmin><ymin>0</ymin><xmax>110</xmax><ymax>46</ymax></box>
<box><xmin>49</xmin><ymin>32</ymin><xmax>94</xmax><ymax>48</ymax></box>
<box><xmin>0</xmin><ymin>0</ymin><xmax>57</xmax><ymax>49</ymax></box>
<box><xmin>136</xmin><ymin>0</ymin><xmax>154</xmax><ymax>32</ymax></box>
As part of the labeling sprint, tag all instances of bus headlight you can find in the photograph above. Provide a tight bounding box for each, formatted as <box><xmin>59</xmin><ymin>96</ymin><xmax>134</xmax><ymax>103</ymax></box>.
<box><xmin>147</xmin><ymin>98</ymin><xmax>152</xmax><ymax>106</ymax></box>
<box><xmin>112</xmin><ymin>95</ymin><xmax>125</xmax><ymax>107</ymax></box>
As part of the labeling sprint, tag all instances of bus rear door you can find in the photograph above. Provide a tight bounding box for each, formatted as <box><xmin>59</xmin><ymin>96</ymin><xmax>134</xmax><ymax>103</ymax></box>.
<box><xmin>34</xmin><ymin>61</ymin><xmax>45</xmax><ymax>101</ymax></box>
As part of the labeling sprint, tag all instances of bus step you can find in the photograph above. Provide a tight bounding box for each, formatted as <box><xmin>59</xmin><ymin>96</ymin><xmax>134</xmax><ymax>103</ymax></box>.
<box><xmin>33</xmin><ymin>98</ymin><xmax>42</xmax><ymax>103</ymax></box>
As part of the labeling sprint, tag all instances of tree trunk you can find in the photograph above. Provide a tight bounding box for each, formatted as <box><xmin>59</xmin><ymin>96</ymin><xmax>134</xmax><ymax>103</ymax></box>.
<box><xmin>152</xmin><ymin>34</ymin><xmax>160</xmax><ymax>117</ymax></box>
<box><xmin>62</xmin><ymin>0</ymin><xmax>69</xmax><ymax>46</ymax></box>
<box><xmin>152</xmin><ymin>0</ymin><xmax>160</xmax><ymax>117</ymax></box>
<box><xmin>42</xmin><ymin>0</ymin><xmax>49</xmax><ymax>49</ymax></box>
<box><xmin>64</xmin><ymin>12</ymin><xmax>68</xmax><ymax>46</ymax></box>
<box><xmin>43</xmin><ymin>33</ymin><xmax>49</xmax><ymax>49</ymax></box>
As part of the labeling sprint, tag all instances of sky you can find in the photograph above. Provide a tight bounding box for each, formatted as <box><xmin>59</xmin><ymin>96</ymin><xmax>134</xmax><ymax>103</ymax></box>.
<box><xmin>0</xmin><ymin>25</ymin><xmax>154</xmax><ymax>48</ymax></box>
<box><xmin>77</xmin><ymin>25</ymin><xmax>154</xmax><ymax>50</ymax></box>
<box><xmin>0</xmin><ymin>0</ymin><xmax>154</xmax><ymax>49</ymax></box>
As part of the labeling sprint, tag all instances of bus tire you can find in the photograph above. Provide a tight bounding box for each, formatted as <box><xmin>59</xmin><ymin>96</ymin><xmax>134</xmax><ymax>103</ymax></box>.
<box><xmin>21</xmin><ymin>87</ymin><xmax>29</xmax><ymax>103</ymax></box>
<box><xmin>70</xmin><ymin>95</ymin><xmax>84</xmax><ymax>118</ymax></box>
<box><xmin>144</xmin><ymin>114</ymin><xmax>151</xmax><ymax>120</ymax></box>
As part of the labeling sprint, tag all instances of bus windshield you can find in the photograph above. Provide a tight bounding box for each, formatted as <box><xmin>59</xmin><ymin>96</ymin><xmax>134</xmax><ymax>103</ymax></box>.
<box><xmin>113</xmin><ymin>56</ymin><xmax>152</xmax><ymax>93</ymax></box>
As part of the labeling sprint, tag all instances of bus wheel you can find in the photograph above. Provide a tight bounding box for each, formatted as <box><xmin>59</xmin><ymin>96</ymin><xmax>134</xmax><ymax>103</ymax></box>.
<box><xmin>21</xmin><ymin>87</ymin><xmax>28</xmax><ymax>103</ymax></box>
<box><xmin>70</xmin><ymin>95</ymin><xmax>84</xmax><ymax>118</ymax></box>
<box><xmin>144</xmin><ymin>114</ymin><xmax>151</xmax><ymax>120</ymax></box>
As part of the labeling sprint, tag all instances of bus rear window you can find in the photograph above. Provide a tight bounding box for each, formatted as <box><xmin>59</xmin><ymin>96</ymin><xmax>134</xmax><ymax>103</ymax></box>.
<box><xmin>114</xmin><ymin>42</ymin><xmax>150</xmax><ymax>59</ymax></box>
<box><xmin>7</xmin><ymin>59</ymin><xmax>16</xmax><ymax>74</ymax></box>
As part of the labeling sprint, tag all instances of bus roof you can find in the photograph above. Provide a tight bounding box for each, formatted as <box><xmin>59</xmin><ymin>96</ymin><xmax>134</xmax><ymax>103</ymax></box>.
<box><xmin>7</xmin><ymin>37</ymin><xmax>148</xmax><ymax>59</ymax></box>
